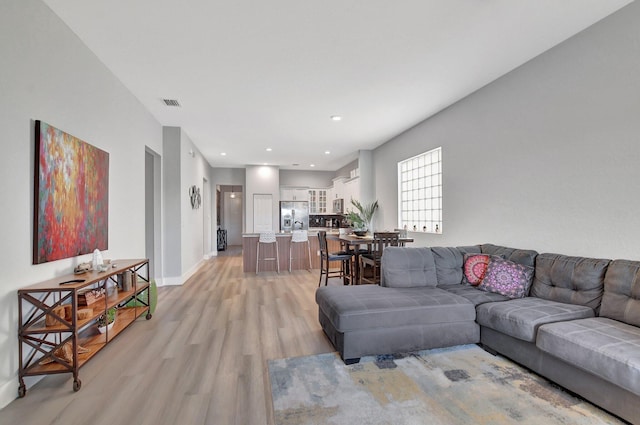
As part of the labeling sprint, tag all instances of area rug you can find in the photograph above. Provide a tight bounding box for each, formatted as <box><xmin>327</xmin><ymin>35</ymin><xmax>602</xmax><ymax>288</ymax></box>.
<box><xmin>268</xmin><ymin>345</ymin><xmax>624</xmax><ymax>425</ymax></box>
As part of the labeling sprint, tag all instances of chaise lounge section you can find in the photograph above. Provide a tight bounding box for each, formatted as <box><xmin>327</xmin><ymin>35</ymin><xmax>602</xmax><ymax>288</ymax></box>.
<box><xmin>315</xmin><ymin>244</ymin><xmax>640</xmax><ymax>423</ymax></box>
<box><xmin>316</xmin><ymin>244</ymin><xmax>537</xmax><ymax>363</ymax></box>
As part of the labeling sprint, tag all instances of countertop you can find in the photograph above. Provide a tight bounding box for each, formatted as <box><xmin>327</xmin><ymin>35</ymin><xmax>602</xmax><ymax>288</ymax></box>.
<box><xmin>242</xmin><ymin>228</ymin><xmax>342</xmax><ymax>237</ymax></box>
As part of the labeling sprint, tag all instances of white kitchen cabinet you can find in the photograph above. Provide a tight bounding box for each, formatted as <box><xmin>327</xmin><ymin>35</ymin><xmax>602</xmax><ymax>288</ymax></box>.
<box><xmin>343</xmin><ymin>177</ymin><xmax>360</xmax><ymax>206</ymax></box>
<box><xmin>326</xmin><ymin>187</ymin><xmax>334</xmax><ymax>204</ymax></box>
<box><xmin>332</xmin><ymin>177</ymin><xmax>346</xmax><ymax>201</ymax></box>
<box><xmin>309</xmin><ymin>188</ymin><xmax>329</xmax><ymax>214</ymax></box>
<box><xmin>280</xmin><ymin>187</ymin><xmax>309</xmax><ymax>201</ymax></box>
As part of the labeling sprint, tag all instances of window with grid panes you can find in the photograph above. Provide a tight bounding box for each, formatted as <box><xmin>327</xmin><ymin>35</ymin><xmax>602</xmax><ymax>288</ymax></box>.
<box><xmin>398</xmin><ymin>147</ymin><xmax>442</xmax><ymax>233</ymax></box>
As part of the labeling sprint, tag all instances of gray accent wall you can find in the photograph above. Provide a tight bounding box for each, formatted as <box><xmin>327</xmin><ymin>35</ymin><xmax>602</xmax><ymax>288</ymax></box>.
<box><xmin>163</xmin><ymin>127</ymin><xmax>182</xmax><ymax>278</ymax></box>
<box><xmin>374</xmin><ymin>1</ymin><xmax>640</xmax><ymax>259</ymax></box>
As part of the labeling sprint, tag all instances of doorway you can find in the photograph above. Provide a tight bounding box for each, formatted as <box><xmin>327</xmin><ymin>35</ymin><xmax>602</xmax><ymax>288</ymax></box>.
<box><xmin>145</xmin><ymin>147</ymin><xmax>162</xmax><ymax>280</ymax></box>
<box><xmin>203</xmin><ymin>177</ymin><xmax>212</xmax><ymax>258</ymax></box>
<box><xmin>218</xmin><ymin>185</ymin><xmax>243</xmax><ymax>246</ymax></box>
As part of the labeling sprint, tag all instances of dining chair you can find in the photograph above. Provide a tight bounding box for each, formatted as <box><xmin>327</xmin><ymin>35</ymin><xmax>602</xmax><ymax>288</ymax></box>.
<box><xmin>256</xmin><ymin>231</ymin><xmax>279</xmax><ymax>274</ymax></box>
<box><xmin>359</xmin><ymin>231</ymin><xmax>400</xmax><ymax>284</ymax></box>
<box><xmin>289</xmin><ymin>230</ymin><xmax>311</xmax><ymax>272</ymax></box>
<box><xmin>318</xmin><ymin>230</ymin><xmax>354</xmax><ymax>286</ymax></box>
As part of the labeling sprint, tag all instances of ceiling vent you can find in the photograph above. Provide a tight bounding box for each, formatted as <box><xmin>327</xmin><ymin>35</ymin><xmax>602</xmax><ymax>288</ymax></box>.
<box><xmin>162</xmin><ymin>99</ymin><xmax>181</xmax><ymax>107</ymax></box>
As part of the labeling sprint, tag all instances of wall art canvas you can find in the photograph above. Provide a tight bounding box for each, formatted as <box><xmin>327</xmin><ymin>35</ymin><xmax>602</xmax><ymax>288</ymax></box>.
<box><xmin>34</xmin><ymin>121</ymin><xmax>109</xmax><ymax>264</ymax></box>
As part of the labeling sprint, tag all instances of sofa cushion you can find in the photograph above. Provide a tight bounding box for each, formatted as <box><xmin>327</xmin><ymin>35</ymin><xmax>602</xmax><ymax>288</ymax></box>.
<box><xmin>480</xmin><ymin>244</ymin><xmax>538</xmax><ymax>268</ymax></box>
<box><xmin>477</xmin><ymin>258</ymin><xmax>534</xmax><ymax>299</ymax></box>
<box><xmin>381</xmin><ymin>247</ymin><xmax>438</xmax><ymax>287</ymax></box>
<box><xmin>440</xmin><ymin>283</ymin><xmax>509</xmax><ymax>306</ymax></box>
<box><xmin>529</xmin><ymin>253</ymin><xmax>610</xmax><ymax>312</ymax></box>
<box><xmin>537</xmin><ymin>317</ymin><xmax>640</xmax><ymax>396</ymax></box>
<box><xmin>315</xmin><ymin>285</ymin><xmax>475</xmax><ymax>332</ymax></box>
<box><xmin>600</xmin><ymin>259</ymin><xmax>640</xmax><ymax>327</ymax></box>
<box><xmin>457</xmin><ymin>245</ymin><xmax>482</xmax><ymax>255</ymax></box>
<box><xmin>476</xmin><ymin>297</ymin><xmax>595</xmax><ymax>342</ymax></box>
<box><xmin>462</xmin><ymin>253</ymin><xmax>491</xmax><ymax>286</ymax></box>
<box><xmin>431</xmin><ymin>246</ymin><xmax>465</xmax><ymax>285</ymax></box>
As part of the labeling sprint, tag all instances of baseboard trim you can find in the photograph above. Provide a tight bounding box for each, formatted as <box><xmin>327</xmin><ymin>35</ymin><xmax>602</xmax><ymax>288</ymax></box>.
<box><xmin>203</xmin><ymin>250</ymin><xmax>218</xmax><ymax>260</ymax></box>
<box><xmin>0</xmin><ymin>374</ymin><xmax>21</xmax><ymax>410</ymax></box>
<box><xmin>156</xmin><ymin>259</ymin><xmax>206</xmax><ymax>287</ymax></box>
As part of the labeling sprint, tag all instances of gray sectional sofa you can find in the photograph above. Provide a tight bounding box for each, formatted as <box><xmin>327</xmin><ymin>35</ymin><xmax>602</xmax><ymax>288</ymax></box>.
<box><xmin>315</xmin><ymin>243</ymin><xmax>640</xmax><ymax>423</ymax></box>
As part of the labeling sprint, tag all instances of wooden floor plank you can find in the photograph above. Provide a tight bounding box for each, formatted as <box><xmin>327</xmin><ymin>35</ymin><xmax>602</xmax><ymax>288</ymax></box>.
<box><xmin>0</xmin><ymin>246</ymin><xmax>336</xmax><ymax>425</ymax></box>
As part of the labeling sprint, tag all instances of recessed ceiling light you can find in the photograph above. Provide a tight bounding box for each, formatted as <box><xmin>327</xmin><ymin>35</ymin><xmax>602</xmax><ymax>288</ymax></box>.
<box><xmin>325</xmin><ymin>151</ymin><xmax>330</xmax><ymax>155</ymax></box>
<box><xmin>220</xmin><ymin>152</ymin><xmax>227</xmax><ymax>156</ymax></box>
<box><xmin>310</xmin><ymin>164</ymin><xmax>315</xmax><ymax>167</ymax></box>
<box><xmin>266</xmin><ymin>148</ymin><xmax>272</xmax><ymax>152</ymax></box>
<box><xmin>263</xmin><ymin>163</ymin><xmax>268</xmax><ymax>166</ymax></box>
<box><xmin>330</xmin><ymin>115</ymin><xmax>342</xmax><ymax>121</ymax></box>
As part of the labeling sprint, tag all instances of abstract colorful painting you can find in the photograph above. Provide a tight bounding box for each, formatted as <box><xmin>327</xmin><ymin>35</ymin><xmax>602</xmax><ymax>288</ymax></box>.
<box><xmin>33</xmin><ymin>121</ymin><xmax>109</xmax><ymax>264</ymax></box>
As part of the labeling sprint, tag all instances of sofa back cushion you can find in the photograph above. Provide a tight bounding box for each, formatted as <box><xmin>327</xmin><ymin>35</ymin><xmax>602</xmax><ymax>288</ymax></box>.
<box><xmin>431</xmin><ymin>247</ymin><xmax>465</xmax><ymax>285</ymax></box>
<box><xmin>530</xmin><ymin>253</ymin><xmax>610</xmax><ymax>312</ymax></box>
<box><xmin>480</xmin><ymin>244</ymin><xmax>538</xmax><ymax>268</ymax></box>
<box><xmin>600</xmin><ymin>259</ymin><xmax>640</xmax><ymax>326</ymax></box>
<box><xmin>431</xmin><ymin>246</ymin><xmax>482</xmax><ymax>285</ymax></box>
<box><xmin>381</xmin><ymin>247</ymin><xmax>438</xmax><ymax>287</ymax></box>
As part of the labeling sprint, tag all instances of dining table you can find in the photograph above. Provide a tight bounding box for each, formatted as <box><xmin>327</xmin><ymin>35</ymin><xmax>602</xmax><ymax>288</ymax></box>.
<box><xmin>326</xmin><ymin>232</ymin><xmax>414</xmax><ymax>284</ymax></box>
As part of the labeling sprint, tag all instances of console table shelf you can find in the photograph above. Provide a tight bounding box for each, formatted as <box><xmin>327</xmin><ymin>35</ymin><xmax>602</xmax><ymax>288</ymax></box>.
<box><xmin>17</xmin><ymin>259</ymin><xmax>151</xmax><ymax>397</ymax></box>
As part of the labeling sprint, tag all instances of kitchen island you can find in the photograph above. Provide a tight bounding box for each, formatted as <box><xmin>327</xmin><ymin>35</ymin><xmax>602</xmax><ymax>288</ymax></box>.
<box><xmin>242</xmin><ymin>229</ymin><xmax>343</xmax><ymax>273</ymax></box>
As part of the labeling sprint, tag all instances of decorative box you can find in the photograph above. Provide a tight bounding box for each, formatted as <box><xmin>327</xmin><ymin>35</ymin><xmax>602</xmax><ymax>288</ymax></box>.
<box><xmin>77</xmin><ymin>288</ymin><xmax>106</xmax><ymax>306</ymax></box>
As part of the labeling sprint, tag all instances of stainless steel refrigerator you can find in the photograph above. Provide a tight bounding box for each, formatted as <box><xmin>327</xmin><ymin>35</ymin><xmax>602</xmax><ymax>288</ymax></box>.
<box><xmin>280</xmin><ymin>201</ymin><xmax>309</xmax><ymax>231</ymax></box>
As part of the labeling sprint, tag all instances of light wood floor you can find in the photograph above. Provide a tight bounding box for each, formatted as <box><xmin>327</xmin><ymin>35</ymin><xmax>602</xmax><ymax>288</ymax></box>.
<box><xmin>0</xmin><ymin>247</ymin><xmax>337</xmax><ymax>425</ymax></box>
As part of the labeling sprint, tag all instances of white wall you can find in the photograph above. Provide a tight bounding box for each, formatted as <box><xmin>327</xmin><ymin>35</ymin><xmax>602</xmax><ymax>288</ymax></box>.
<box><xmin>279</xmin><ymin>170</ymin><xmax>334</xmax><ymax>188</ymax></box>
<box><xmin>180</xmin><ymin>130</ymin><xmax>211</xmax><ymax>277</ymax></box>
<box><xmin>211</xmin><ymin>167</ymin><xmax>245</xmax><ymax>234</ymax></box>
<box><xmin>358</xmin><ymin>150</ymin><xmax>374</xmax><ymax>205</ymax></box>
<box><xmin>211</xmin><ymin>168</ymin><xmax>246</xmax><ymax>186</ymax></box>
<box><xmin>245</xmin><ymin>165</ymin><xmax>280</xmax><ymax>232</ymax></box>
<box><xmin>162</xmin><ymin>127</ymin><xmax>211</xmax><ymax>285</ymax></box>
<box><xmin>0</xmin><ymin>0</ymin><xmax>162</xmax><ymax>409</ymax></box>
<box><xmin>374</xmin><ymin>2</ymin><xmax>640</xmax><ymax>260</ymax></box>
<box><xmin>335</xmin><ymin>160</ymin><xmax>358</xmax><ymax>179</ymax></box>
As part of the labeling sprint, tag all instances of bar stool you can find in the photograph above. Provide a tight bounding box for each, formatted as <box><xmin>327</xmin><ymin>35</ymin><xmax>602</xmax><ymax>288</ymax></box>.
<box><xmin>318</xmin><ymin>230</ymin><xmax>354</xmax><ymax>286</ymax></box>
<box><xmin>256</xmin><ymin>231</ymin><xmax>279</xmax><ymax>274</ymax></box>
<box><xmin>289</xmin><ymin>230</ymin><xmax>311</xmax><ymax>272</ymax></box>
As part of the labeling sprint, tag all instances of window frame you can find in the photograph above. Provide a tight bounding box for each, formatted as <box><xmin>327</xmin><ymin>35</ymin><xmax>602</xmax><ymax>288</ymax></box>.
<box><xmin>397</xmin><ymin>146</ymin><xmax>442</xmax><ymax>234</ymax></box>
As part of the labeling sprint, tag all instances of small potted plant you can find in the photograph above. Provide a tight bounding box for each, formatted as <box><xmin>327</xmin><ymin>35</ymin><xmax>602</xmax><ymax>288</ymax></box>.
<box><xmin>97</xmin><ymin>307</ymin><xmax>116</xmax><ymax>334</ymax></box>
<box><xmin>346</xmin><ymin>199</ymin><xmax>379</xmax><ymax>236</ymax></box>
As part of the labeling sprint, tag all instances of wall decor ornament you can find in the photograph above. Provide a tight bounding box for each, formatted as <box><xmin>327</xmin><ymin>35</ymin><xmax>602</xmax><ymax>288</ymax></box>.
<box><xmin>189</xmin><ymin>185</ymin><xmax>201</xmax><ymax>209</ymax></box>
<box><xmin>33</xmin><ymin>121</ymin><xmax>109</xmax><ymax>264</ymax></box>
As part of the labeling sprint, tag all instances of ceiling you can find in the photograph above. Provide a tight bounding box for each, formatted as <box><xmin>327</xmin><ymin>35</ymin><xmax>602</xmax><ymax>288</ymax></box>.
<box><xmin>43</xmin><ymin>0</ymin><xmax>632</xmax><ymax>171</ymax></box>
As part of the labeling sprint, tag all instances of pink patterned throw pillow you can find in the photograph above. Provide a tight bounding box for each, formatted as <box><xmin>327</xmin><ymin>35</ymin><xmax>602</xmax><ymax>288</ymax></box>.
<box><xmin>477</xmin><ymin>257</ymin><xmax>534</xmax><ymax>299</ymax></box>
<box><xmin>463</xmin><ymin>254</ymin><xmax>491</xmax><ymax>286</ymax></box>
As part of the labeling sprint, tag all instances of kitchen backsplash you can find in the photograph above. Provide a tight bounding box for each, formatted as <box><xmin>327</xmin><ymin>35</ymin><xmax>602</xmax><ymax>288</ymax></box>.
<box><xmin>309</xmin><ymin>215</ymin><xmax>348</xmax><ymax>228</ymax></box>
